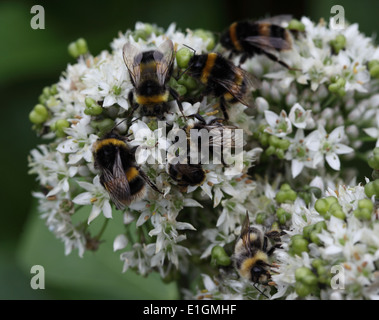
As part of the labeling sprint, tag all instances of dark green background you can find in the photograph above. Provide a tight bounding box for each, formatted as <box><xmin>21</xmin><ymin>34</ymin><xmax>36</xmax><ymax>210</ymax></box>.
<box><xmin>1</xmin><ymin>0</ymin><xmax>378</xmax><ymax>299</ymax></box>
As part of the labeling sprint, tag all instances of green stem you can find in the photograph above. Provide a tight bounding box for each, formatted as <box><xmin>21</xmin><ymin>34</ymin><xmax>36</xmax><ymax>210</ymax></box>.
<box><xmin>95</xmin><ymin>218</ymin><xmax>109</xmax><ymax>240</ymax></box>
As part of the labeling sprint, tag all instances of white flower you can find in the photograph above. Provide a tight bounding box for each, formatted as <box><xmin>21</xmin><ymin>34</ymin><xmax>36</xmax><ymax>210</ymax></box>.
<box><xmin>305</xmin><ymin>125</ymin><xmax>354</xmax><ymax>170</ymax></box>
<box><xmin>72</xmin><ymin>175</ymin><xmax>112</xmax><ymax>223</ymax></box>
<box><xmin>129</xmin><ymin>120</ymin><xmax>170</xmax><ymax>165</ymax></box>
<box><xmin>264</xmin><ymin>110</ymin><xmax>292</xmax><ymax>137</ymax></box>
<box><xmin>44</xmin><ymin>152</ymin><xmax>78</xmax><ymax>197</ymax></box>
<box><xmin>288</xmin><ymin>103</ymin><xmax>315</xmax><ymax>129</ymax></box>
<box><xmin>57</xmin><ymin>115</ymin><xmax>98</xmax><ymax>164</ymax></box>
<box><xmin>82</xmin><ymin>55</ymin><xmax>132</xmax><ymax>110</ymax></box>
<box><xmin>286</xmin><ymin>129</ymin><xmax>316</xmax><ymax>178</ymax></box>
<box><xmin>113</xmin><ymin>234</ymin><xmax>128</xmax><ymax>252</ymax></box>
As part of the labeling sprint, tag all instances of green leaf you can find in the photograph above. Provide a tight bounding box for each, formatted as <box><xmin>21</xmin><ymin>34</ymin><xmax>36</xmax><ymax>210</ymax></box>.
<box><xmin>16</xmin><ymin>201</ymin><xmax>179</xmax><ymax>299</ymax></box>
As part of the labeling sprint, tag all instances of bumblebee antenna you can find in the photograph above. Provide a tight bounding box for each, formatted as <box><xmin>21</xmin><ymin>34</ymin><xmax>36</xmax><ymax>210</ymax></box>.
<box><xmin>111</xmin><ymin>118</ymin><xmax>128</xmax><ymax>131</ymax></box>
<box><xmin>175</xmin><ymin>44</ymin><xmax>196</xmax><ymax>81</ymax></box>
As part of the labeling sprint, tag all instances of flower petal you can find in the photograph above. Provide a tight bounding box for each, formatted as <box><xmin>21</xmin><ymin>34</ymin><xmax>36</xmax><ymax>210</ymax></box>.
<box><xmin>113</xmin><ymin>234</ymin><xmax>128</xmax><ymax>251</ymax></box>
<box><xmin>326</xmin><ymin>153</ymin><xmax>341</xmax><ymax>171</ymax></box>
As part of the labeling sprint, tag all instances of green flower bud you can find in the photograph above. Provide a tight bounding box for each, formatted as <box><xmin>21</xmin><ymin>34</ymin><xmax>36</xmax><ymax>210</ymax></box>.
<box><xmin>76</xmin><ymin>38</ymin><xmax>88</xmax><ymax>55</ymax></box>
<box><xmin>315</xmin><ymin>198</ymin><xmax>328</xmax><ymax>215</ymax></box>
<box><xmin>84</xmin><ymin>97</ymin><xmax>103</xmax><ymax>116</ymax></box>
<box><xmin>290</xmin><ymin>235</ymin><xmax>309</xmax><ymax>256</ymax></box>
<box><xmin>29</xmin><ymin>104</ymin><xmax>49</xmax><ymax>124</ymax></box>
<box><xmin>314</xmin><ymin>221</ymin><xmax>327</xmax><ymax>232</ymax></box>
<box><xmin>68</xmin><ymin>42</ymin><xmax>80</xmax><ymax>58</ymax></box>
<box><xmin>256</xmin><ymin>212</ymin><xmax>266</xmax><ymax>225</ymax></box>
<box><xmin>277</xmin><ymin>138</ymin><xmax>291</xmax><ymax>150</ymax></box>
<box><xmin>364</xmin><ymin>181</ymin><xmax>375</xmax><ymax>198</ymax></box>
<box><xmin>329</xmin><ymin>202</ymin><xmax>345</xmax><ymax>220</ymax></box>
<box><xmin>176</xmin><ymin>47</ymin><xmax>194</xmax><ymax>69</ymax></box>
<box><xmin>275</xmin><ymin>148</ymin><xmax>285</xmax><ymax>160</ymax></box>
<box><xmin>336</xmin><ymin>77</ymin><xmax>346</xmax><ymax>87</ymax></box>
<box><xmin>295</xmin><ymin>281</ymin><xmax>312</xmax><ymax>298</ymax></box>
<box><xmin>329</xmin><ymin>34</ymin><xmax>346</xmax><ymax>54</ymax></box>
<box><xmin>287</xmin><ymin>19</ymin><xmax>306</xmax><ymax>32</ymax></box>
<box><xmin>265</xmin><ymin>145</ymin><xmax>276</xmax><ymax>156</ymax></box>
<box><xmin>354</xmin><ymin>208</ymin><xmax>372</xmax><ymax>221</ymax></box>
<box><xmin>369</xmin><ymin>64</ymin><xmax>379</xmax><ymax>79</ymax></box>
<box><xmin>211</xmin><ymin>245</ymin><xmax>231</xmax><ymax>266</ymax></box>
<box><xmin>276</xmin><ymin>184</ymin><xmax>297</xmax><ymax>204</ymax></box>
<box><xmin>311</xmin><ymin>259</ymin><xmax>324</xmax><ymax>270</ymax></box>
<box><xmin>368</xmin><ymin>60</ymin><xmax>379</xmax><ymax>70</ymax></box>
<box><xmin>177</xmin><ymin>73</ymin><xmax>198</xmax><ymax>90</ymax></box>
<box><xmin>328</xmin><ymin>83</ymin><xmax>339</xmax><ymax>93</ymax></box>
<box><xmin>50</xmin><ymin>84</ymin><xmax>58</xmax><ymax>95</ymax></box>
<box><xmin>358</xmin><ymin>199</ymin><xmax>374</xmax><ymax>211</ymax></box>
<box><xmin>310</xmin><ymin>230</ymin><xmax>321</xmax><ymax>244</ymax></box>
<box><xmin>368</xmin><ymin>149</ymin><xmax>379</xmax><ymax>170</ymax></box>
<box><xmin>295</xmin><ymin>267</ymin><xmax>314</xmax><ymax>281</ymax></box>
<box><xmin>68</xmin><ymin>38</ymin><xmax>88</xmax><ymax>58</ymax></box>
<box><xmin>302</xmin><ymin>225</ymin><xmax>314</xmax><ymax>240</ymax></box>
<box><xmin>337</xmin><ymin>87</ymin><xmax>346</xmax><ymax>97</ymax></box>
<box><xmin>55</xmin><ymin>119</ymin><xmax>70</xmax><ymax>137</ymax></box>
<box><xmin>91</xmin><ymin>118</ymin><xmax>114</xmax><ymax>136</ymax></box>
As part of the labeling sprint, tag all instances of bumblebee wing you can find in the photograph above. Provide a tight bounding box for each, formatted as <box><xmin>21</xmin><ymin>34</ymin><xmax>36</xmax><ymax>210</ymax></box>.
<box><xmin>102</xmin><ymin>150</ymin><xmax>131</xmax><ymax>210</ymax></box>
<box><xmin>207</xmin><ymin>125</ymin><xmax>238</xmax><ymax>149</ymax></box>
<box><xmin>244</xmin><ymin>35</ymin><xmax>292</xmax><ymax>51</ymax></box>
<box><xmin>215</xmin><ymin>67</ymin><xmax>260</xmax><ymax>106</ymax></box>
<box><xmin>241</xmin><ymin>212</ymin><xmax>252</xmax><ymax>254</ymax></box>
<box><xmin>123</xmin><ymin>42</ymin><xmax>142</xmax><ymax>85</ymax></box>
<box><xmin>154</xmin><ymin>39</ymin><xmax>174</xmax><ymax>85</ymax></box>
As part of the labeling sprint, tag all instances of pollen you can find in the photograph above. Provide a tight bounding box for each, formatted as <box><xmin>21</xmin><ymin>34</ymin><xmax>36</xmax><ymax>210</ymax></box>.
<box><xmin>90</xmin><ymin>197</ymin><xmax>97</xmax><ymax>203</ymax></box>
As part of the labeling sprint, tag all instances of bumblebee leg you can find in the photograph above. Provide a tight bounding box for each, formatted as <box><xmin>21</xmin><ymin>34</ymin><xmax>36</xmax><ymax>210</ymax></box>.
<box><xmin>259</xmin><ymin>49</ymin><xmax>295</xmax><ymax>70</ymax></box>
<box><xmin>267</xmin><ymin>243</ymin><xmax>282</xmax><ymax>256</ymax></box>
<box><xmin>169</xmin><ymin>87</ymin><xmax>187</xmax><ymax>120</ymax></box>
<box><xmin>238</xmin><ymin>53</ymin><xmax>248</xmax><ymax>66</ymax></box>
<box><xmin>187</xmin><ymin>113</ymin><xmax>206</xmax><ymax>123</ymax></box>
<box><xmin>219</xmin><ymin>96</ymin><xmax>229</xmax><ymax>121</ymax></box>
<box><xmin>253</xmin><ymin>282</ymin><xmax>269</xmax><ymax>299</ymax></box>
<box><xmin>265</xmin><ymin>230</ymin><xmax>282</xmax><ymax>242</ymax></box>
<box><xmin>138</xmin><ymin>168</ymin><xmax>164</xmax><ymax>195</ymax></box>
<box><xmin>127</xmin><ymin>91</ymin><xmax>139</xmax><ymax>117</ymax></box>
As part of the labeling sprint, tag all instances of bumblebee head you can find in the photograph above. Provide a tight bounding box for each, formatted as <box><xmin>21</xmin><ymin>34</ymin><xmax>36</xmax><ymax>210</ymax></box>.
<box><xmin>251</xmin><ymin>264</ymin><xmax>270</xmax><ymax>284</ymax></box>
<box><xmin>220</xmin><ymin>28</ymin><xmax>233</xmax><ymax>49</ymax></box>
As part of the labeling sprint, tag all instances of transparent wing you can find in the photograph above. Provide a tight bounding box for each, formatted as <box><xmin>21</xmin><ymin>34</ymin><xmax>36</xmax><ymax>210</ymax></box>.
<box><xmin>102</xmin><ymin>150</ymin><xmax>131</xmax><ymax>210</ymax></box>
<box><xmin>154</xmin><ymin>39</ymin><xmax>175</xmax><ymax>85</ymax></box>
<box><xmin>241</xmin><ymin>212</ymin><xmax>252</xmax><ymax>254</ymax></box>
<box><xmin>215</xmin><ymin>66</ymin><xmax>260</xmax><ymax>106</ymax></box>
<box><xmin>207</xmin><ymin>125</ymin><xmax>238</xmax><ymax>149</ymax></box>
<box><xmin>244</xmin><ymin>35</ymin><xmax>292</xmax><ymax>51</ymax></box>
<box><xmin>123</xmin><ymin>42</ymin><xmax>143</xmax><ymax>86</ymax></box>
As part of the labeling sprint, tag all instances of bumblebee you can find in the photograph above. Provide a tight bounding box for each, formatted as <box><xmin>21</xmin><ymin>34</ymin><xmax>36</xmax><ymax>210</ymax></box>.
<box><xmin>183</xmin><ymin>114</ymin><xmax>239</xmax><ymax>164</ymax></box>
<box><xmin>123</xmin><ymin>39</ymin><xmax>184</xmax><ymax>118</ymax></box>
<box><xmin>168</xmin><ymin>162</ymin><xmax>206</xmax><ymax>188</ymax></box>
<box><xmin>93</xmin><ymin>130</ymin><xmax>161</xmax><ymax>210</ymax></box>
<box><xmin>220</xmin><ymin>16</ymin><xmax>294</xmax><ymax>69</ymax></box>
<box><xmin>186</xmin><ymin>52</ymin><xmax>259</xmax><ymax>120</ymax></box>
<box><xmin>233</xmin><ymin>212</ymin><xmax>282</xmax><ymax>286</ymax></box>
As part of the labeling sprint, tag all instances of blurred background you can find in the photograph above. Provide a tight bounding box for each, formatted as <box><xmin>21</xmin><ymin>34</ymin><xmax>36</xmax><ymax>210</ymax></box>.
<box><xmin>1</xmin><ymin>0</ymin><xmax>378</xmax><ymax>299</ymax></box>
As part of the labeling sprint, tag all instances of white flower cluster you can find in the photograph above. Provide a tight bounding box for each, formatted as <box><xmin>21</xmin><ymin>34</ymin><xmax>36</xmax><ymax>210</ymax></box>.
<box><xmin>28</xmin><ymin>17</ymin><xmax>379</xmax><ymax>300</ymax></box>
